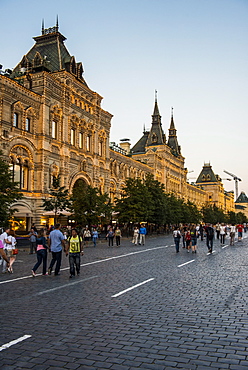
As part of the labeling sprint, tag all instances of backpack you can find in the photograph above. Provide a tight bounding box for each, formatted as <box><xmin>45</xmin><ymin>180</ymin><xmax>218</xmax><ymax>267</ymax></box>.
<box><xmin>208</xmin><ymin>227</ymin><xmax>214</xmax><ymax>237</ymax></box>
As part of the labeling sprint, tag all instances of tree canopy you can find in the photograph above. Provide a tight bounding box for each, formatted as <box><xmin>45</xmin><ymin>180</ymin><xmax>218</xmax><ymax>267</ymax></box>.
<box><xmin>0</xmin><ymin>151</ymin><xmax>23</xmax><ymax>227</ymax></box>
<box><xmin>70</xmin><ymin>180</ymin><xmax>111</xmax><ymax>226</ymax></box>
<box><xmin>42</xmin><ymin>176</ymin><xmax>71</xmax><ymax>223</ymax></box>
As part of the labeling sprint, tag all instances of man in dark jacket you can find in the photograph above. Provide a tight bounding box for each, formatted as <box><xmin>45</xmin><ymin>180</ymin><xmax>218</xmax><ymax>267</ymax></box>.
<box><xmin>205</xmin><ymin>223</ymin><xmax>214</xmax><ymax>254</ymax></box>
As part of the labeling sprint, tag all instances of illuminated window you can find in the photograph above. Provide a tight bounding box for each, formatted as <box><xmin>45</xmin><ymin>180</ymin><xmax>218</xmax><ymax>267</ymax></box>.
<box><xmin>79</xmin><ymin>133</ymin><xmax>83</xmax><ymax>148</ymax></box>
<box><xmin>13</xmin><ymin>113</ymin><xmax>19</xmax><ymax>128</ymax></box>
<box><xmin>86</xmin><ymin>135</ymin><xmax>91</xmax><ymax>152</ymax></box>
<box><xmin>99</xmin><ymin>141</ymin><xmax>103</xmax><ymax>156</ymax></box>
<box><xmin>71</xmin><ymin>128</ymin><xmax>75</xmax><ymax>145</ymax></box>
<box><xmin>25</xmin><ymin>117</ymin><xmax>31</xmax><ymax>132</ymax></box>
<box><xmin>52</xmin><ymin>121</ymin><xmax>57</xmax><ymax>139</ymax></box>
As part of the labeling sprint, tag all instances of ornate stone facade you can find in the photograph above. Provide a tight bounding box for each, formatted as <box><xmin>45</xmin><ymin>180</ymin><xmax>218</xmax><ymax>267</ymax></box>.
<box><xmin>0</xmin><ymin>24</ymin><xmax>234</xmax><ymax>230</ymax></box>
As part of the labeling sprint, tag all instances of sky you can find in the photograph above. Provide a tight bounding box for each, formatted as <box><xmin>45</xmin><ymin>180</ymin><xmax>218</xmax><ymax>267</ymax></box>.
<box><xmin>1</xmin><ymin>0</ymin><xmax>247</xmax><ymax>197</ymax></box>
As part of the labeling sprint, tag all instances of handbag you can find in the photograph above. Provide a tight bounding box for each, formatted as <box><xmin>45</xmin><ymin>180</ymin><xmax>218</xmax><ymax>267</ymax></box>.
<box><xmin>12</xmin><ymin>249</ymin><xmax>18</xmax><ymax>255</ymax></box>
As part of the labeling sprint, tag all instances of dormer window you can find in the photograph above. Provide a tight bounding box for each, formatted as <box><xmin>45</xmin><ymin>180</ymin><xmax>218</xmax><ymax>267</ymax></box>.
<box><xmin>152</xmin><ymin>133</ymin><xmax>157</xmax><ymax>143</ymax></box>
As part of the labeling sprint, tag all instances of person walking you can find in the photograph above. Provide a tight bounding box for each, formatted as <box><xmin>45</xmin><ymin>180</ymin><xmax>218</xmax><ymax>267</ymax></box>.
<box><xmin>205</xmin><ymin>223</ymin><xmax>214</xmax><ymax>254</ymax></box>
<box><xmin>0</xmin><ymin>227</ymin><xmax>11</xmax><ymax>273</ymax></box>
<box><xmin>190</xmin><ymin>225</ymin><xmax>198</xmax><ymax>253</ymax></box>
<box><xmin>6</xmin><ymin>230</ymin><xmax>17</xmax><ymax>273</ymax></box>
<box><xmin>229</xmin><ymin>223</ymin><xmax>236</xmax><ymax>246</ymax></box>
<box><xmin>199</xmin><ymin>224</ymin><xmax>204</xmax><ymax>241</ymax></box>
<box><xmin>28</xmin><ymin>228</ymin><xmax>38</xmax><ymax>254</ymax></box>
<box><xmin>132</xmin><ymin>227</ymin><xmax>139</xmax><ymax>245</ymax></box>
<box><xmin>48</xmin><ymin>223</ymin><xmax>65</xmax><ymax>276</ymax></box>
<box><xmin>0</xmin><ymin>240</ymin><xmax>9</xmax><ymax>266</ymax></box>
<box><xmin>185</xmin><ymin>228</ymin><xmax>191</xmax><ymax>253</ymax></box>
<box><xmin>32</xmin><ymin>229</ymin><xmax>48</xmax><ymax>276</ymax></box>
<box><xmin>83</xmin><ymin>226</ymin><xmax>91</xmax><ymax>248</ymax></box>
<box><xmin>92</xmin><ymin>228</ymin><xmax>98</xmax><ymax>247</ymax></box>
<box><xmin>237</xmin><ymin>223</ymin><xmax>244</xmax><ymax>241</ymax></box>
<box><xmin>115</xmin><ymin>226</ymin><xmax>121</xmax><ymax>247</ymax></box>
<box><xmin>216</xmin><ymin>223</ymin><xmax>220</xmax><ymax>240</ymax></box>
<box><xmin>106</xmin><ymin>227</ymin><xmax>115</xmax><ymax>247</ymax></box>
<box><xmin>66</xmin><ymin>228</ymin><xmax>83</xmax><ymax>278</ymax></box>
<box><xmin>173</xmin><ymin>227</ymin><xmax>181</xmax><ymax>253</ymax></box>
<box><xmin>139</xmin><ymin>224</ymin><xmax>147</xmax><ymax>245</ymax></box>
<box><xmin>219</xmin><ymin>223</ymin><xmax>226</xmax><ymax>245</ymax></box>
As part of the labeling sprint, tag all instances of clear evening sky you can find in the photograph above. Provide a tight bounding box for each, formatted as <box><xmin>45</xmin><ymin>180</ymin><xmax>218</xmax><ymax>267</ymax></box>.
<box><xmin>1</xmin><ymin>0</ymin><xmax>247</xmax><ymax>196</ymax></box>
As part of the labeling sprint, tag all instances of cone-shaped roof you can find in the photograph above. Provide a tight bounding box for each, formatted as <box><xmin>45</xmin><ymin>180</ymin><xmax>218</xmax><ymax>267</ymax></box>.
<box><xmin>167</xmin><ymin>108</ymin><xmax>180</xmax><ymax>155</ymax></box>
<box><xmin>235</xmin><ymin>191</ymin><xmax>248</xmax><ymax>203</ymax></box>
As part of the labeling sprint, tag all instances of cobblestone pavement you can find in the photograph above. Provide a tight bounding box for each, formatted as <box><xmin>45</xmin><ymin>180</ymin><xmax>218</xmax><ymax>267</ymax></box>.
<box><xmin>1</xmin><ymin>233</ymin><xmax>248</xmax><ymax>369</ymax></box>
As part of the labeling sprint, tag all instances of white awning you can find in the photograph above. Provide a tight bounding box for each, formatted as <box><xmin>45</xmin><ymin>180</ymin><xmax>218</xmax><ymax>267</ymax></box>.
<box><xmin>42</xmin><ymin>210</ymin><xmax>72</xmax><ymax>216</ymax></box>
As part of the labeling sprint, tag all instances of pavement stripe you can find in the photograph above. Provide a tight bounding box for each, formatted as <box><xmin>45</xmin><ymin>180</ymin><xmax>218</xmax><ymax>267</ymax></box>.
<box><xmin>222</xmin><ymin>245</ymin><xmax>229</xmax><ymax>249</ymax></box>
<box><xmin>112</xmin><ymin>278</ymin><xmax>154</xmax><ymax>298</ymax></box>
<box><xmin>0</xmin><ymin>245</ymin><xmax>169</xmax><ymax>285</ymax></box>
<box><xmin>177</xmin><ymin>260</ymin><xmax>195</xmax><ymax>268</ymax></box>
<box><xmin>36</xmin><ymin>275</ymin><xmax>98</xmax><ymax>295</ymax></box>
<box><xmin>0</xmin><ymin>334</ymin><xmax>32</xmax><ymax>352</ymax></box>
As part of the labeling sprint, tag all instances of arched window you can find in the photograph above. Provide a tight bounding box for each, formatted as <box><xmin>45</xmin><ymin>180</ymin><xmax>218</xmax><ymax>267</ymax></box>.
<box><xmin>9</xmin><ymin>158</ymin><xmax>29</xmax><ymax>190</ymax></box>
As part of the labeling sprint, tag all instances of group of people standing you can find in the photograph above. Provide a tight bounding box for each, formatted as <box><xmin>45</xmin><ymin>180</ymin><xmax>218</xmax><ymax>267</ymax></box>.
<box><xmin>173</xmin><ymin>222</ymin><xmax>246</xmax><ymax>254</ymax></box>
<box><xmin>31</xmin><ymin>224</ymin><xmax>83</xmax><ymax>278</ymax></box>
<box><xmin>0</xmin><ymin>228</ymin><xmax>17</xmax><ymax>273</ymax></box>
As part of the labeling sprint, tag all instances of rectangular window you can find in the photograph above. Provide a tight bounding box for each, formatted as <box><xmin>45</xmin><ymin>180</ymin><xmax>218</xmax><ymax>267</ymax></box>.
<box><xmin>99</xmin><ymin>141</ymin><xmax>103</xmax><ymax>156</ymax></box>
<box><xmin>52</xmin><ymin>121</ymin><xmax>57</xmax><ymax>139</ymax></box>
<box><xmin>13</xmin><ymin>113</ymin><xmax>19</xmax><ymax>128</ymax></box>
<box><xmin>71</xmin><ymin>128</ymin><xmax>75</xmax><ymax>145</ymax></box>
<box><xmin>86</xmin><ymin>135</ymin><xmax>91</xmax><ymax>152</ymax></box>
<box><xmin>22</xmin><ymin>166</ymin><xmax>28</xmax><ymax>190</ymax></box>
<box><xmin>25</xmin><ymin>117</ymin><xmax>30</xmax><ymax>132</ymax></box>
<box><xmin>79</xmin><ymin>133</ymin><xmax>83</xmax><ymax>148</ymax></box>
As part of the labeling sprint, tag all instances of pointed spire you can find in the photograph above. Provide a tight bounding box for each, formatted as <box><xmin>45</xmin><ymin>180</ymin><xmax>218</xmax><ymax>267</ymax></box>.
<box><xmin>153</xmin><ymin>91</ymin><xmax>160</xmax><ymax>117</ymax></box>
<box><xmin>56</xmin><ymin>15</ymin><xmax>59</xmax><ymax>32</ymax></box>
<box><xmin>167</xmin><ymin>107</ymin><xmax>181</xmax><ymax>155</ymax></box>
<box><xmin>41</xmin><ymin>19</ymin><xmax>44</xmax><ymax>35</ymax></box>
<box><xmin>170</xmin><ymin>107</ymin><xmax>175</xmax><ymax>130</ymax></box>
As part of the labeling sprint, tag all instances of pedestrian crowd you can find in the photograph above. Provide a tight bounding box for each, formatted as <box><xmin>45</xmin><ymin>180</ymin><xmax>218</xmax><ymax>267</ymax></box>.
<box><xmin>173</xmin><ymin>222</ymin><xmax>246</xmax><ymax>254</ymax></box>
<box><xmin>0</xmin><ymin>222</ymin><xmax>246</xmax><ymax>279</ymax></box>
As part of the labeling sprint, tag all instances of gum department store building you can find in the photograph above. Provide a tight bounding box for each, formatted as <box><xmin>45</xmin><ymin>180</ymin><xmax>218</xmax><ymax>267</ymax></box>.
<box><xmin>0</xmin><ymin>23</ymin><xmax>234</xmax><ymax>231</ymax></box>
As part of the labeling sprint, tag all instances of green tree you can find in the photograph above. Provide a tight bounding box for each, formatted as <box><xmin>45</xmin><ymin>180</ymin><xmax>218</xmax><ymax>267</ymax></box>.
<box><xmin>42</xmin><ymin>176</ymin><xmax>71</xmax><ymax>223</ymax></box>
<box><xmin>144</xmin><ymin>174</ymin><xmax>167</xmax><ymax>225</ymax></box>
<box><xmin>181</xmin><ymin>200</ymin><xmax>201</xmax><ymax>224</ymax></box>
<box><xmin>71</xmin><ymin>181</ymin><xmax>111</xmax><ymax>226</ymax></box>
<box><xmin>114</xmin><ymin>178</ymin><xmax>154</xmax><ymax>223</ymax></box>
<box><xmin>0</xmin><ymin>151</ymin><xmax>23</xmax><ymax>227</ymax></box>
<box><xmin>201</xmin><ymin>204</ymin><xmax>226</xmax><ymax>224</ymax></box>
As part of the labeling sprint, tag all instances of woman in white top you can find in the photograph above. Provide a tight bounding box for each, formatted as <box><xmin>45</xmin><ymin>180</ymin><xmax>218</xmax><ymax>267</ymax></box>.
<box><xmin>219</xmin><ymin>223</ymin><xmax>226</xmax><ymax>245</ymax></box>
<box><xmin>229</xmin><ymin>224</ymin><xmax>236</xmax><ymax>246</ymax></box>
<box><xmin>7</xmin><ymin>230</ymin><xmax>17</xmax><ymax>273</ymax></box>
<box><xmin>132</xmin><ymin>227</ymin><xmax>139</xmax><ymax>245</ymax></box>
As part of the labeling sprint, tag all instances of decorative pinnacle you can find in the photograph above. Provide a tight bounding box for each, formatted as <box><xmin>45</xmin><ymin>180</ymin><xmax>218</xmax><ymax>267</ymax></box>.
<box><xmin>155</xmin><ymin>89</ymin><xmax>157</xmax><ymax>103</ymax></box>
<box><xmin>56</xmin><ymin>15</ymin><xmax>59</xmax><ymax>31</ymax></box>
<box><xmin>42</xmin><ymin>19</ymin><xmax>44</xmax><ymax>35</ymax></box>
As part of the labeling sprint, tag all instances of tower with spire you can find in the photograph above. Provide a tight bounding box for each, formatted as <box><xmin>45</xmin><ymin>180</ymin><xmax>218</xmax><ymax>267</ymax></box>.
<box><xmin>167</xmin><ymin>107</ymin><xmax>181</xmax><ymax>156</ymax></box>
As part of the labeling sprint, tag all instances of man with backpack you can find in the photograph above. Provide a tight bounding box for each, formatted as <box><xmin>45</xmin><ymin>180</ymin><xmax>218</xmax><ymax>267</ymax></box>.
<box><xmin>65</xmin><ymin>228</ymin><xmax>84</xmax><ymax>278</ymax></box>
<box><xmin>205</xmin><ymin>223</ymin><xmax>214</xmax><ymax>254</ymax></box>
